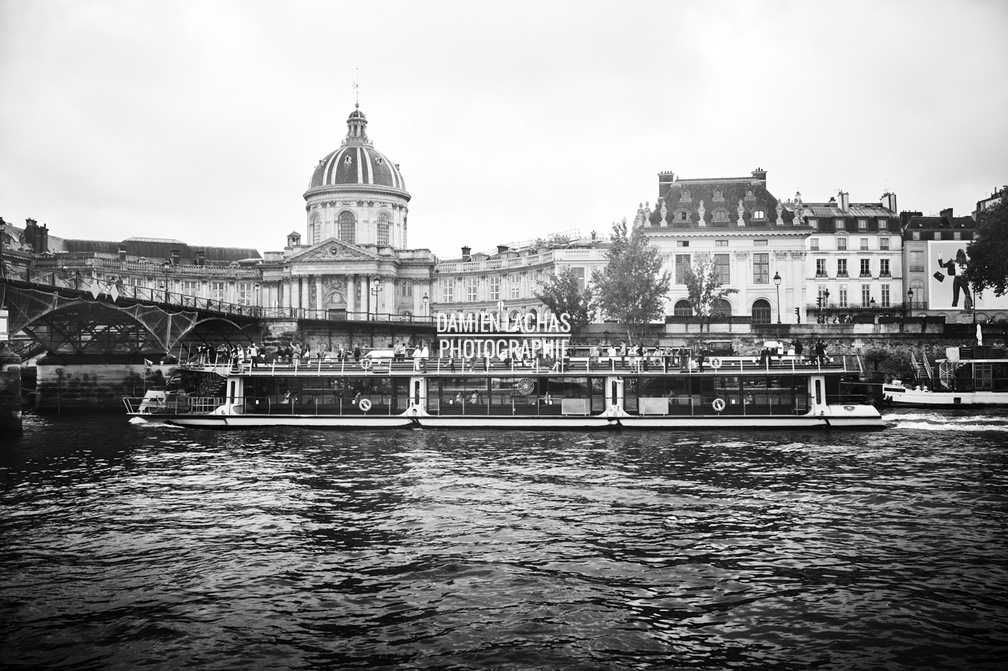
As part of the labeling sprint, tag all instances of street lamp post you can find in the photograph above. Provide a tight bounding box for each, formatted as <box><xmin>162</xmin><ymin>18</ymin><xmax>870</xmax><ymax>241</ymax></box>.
<box><xmin>370</xmin><ymin>278</ymin><xmax>381</xmax><ymax>321</ymax></box>
<box><xmin>422</xmin><ymin>293</ymin><xmax>429</xmax><ymax>320</ymax></box>
<box><xmin>907</xmin><ymin>288</ymin><xmax>914</xmax><ymax>317</ymax></box>
<box><xmin>773</xmin><ymin>271</ymin><xmax>782</xmax><ymax>323</ymax></box>
<box><xmin>162</xmin><ymin>261</ymin><xmax>171</xmax><ymax>303</ymax></box>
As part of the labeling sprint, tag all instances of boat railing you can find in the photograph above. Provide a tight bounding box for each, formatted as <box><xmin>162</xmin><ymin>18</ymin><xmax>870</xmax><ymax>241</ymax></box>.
<box><xmin>180</xmin><ymin>354</ymin><xmax>857</xmax><ymax>377</ymax></box>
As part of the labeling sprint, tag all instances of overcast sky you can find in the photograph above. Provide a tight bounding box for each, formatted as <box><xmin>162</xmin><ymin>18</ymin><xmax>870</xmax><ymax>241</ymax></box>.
<box><xmin>2</xmin><ymin>0</ymin><xmax>1006</xmax><ymax>259</ymax></box>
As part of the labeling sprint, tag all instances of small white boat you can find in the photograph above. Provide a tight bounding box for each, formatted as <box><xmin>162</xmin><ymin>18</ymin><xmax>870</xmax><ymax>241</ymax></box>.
<box><xmin>883</xmin><ymin>346</ymin><xmax>1008</xmax><ymax>407</ymax></box>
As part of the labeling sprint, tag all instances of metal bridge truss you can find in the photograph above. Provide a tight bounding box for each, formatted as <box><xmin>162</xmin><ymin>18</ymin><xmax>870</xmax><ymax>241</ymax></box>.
<box><xmin>2</xmin><ymin>280</ymin><xmax>259</xmax><ymax>358</ymax></box>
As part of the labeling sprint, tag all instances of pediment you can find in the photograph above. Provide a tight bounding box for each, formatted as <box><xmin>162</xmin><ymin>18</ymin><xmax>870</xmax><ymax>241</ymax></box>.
<box><xmin>288</xmin><ymin>239</ymin><xmax>380</xmax><ymax>263</ymax></box>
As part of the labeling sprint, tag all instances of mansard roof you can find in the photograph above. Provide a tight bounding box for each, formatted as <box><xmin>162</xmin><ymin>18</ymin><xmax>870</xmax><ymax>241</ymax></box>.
<box><xmin>645</xmin><ymin>169</ymin><xmax>800</xmax><ymax>229</ymax></box>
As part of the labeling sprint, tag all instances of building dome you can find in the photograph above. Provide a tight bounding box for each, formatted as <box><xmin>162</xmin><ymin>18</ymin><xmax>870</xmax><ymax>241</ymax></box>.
<box><xmin>308</xmin><ymin>106</ymin><xmax>406</xmax><ymax>192</ymax></box>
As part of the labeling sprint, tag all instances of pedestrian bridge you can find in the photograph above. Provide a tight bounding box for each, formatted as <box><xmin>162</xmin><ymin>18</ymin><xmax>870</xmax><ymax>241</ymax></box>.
<box><xmin>1</xmin><ymin>270</ymin><xmax>261</xmax><ymax>360</ymax></box>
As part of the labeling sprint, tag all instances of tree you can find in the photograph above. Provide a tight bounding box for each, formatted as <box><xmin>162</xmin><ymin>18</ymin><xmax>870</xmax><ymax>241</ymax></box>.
<box><xmin>968</xmin><ymin>187</ymin><xmax>1008</xmax><ymax>297</ymax></box>
<box><xmin>590</xmin><ymin>218</ymin><xmax>671</xmax><ymax>346</ymax></box>
<box><xmin>680</xmin><ymin>252</ymin><xmax>738</xmax><ymax>331</ymax></box>
<box><xmin>534</xmin><ymin>267</ymin><xmax>592</xmax><ymax>339</ymax></box>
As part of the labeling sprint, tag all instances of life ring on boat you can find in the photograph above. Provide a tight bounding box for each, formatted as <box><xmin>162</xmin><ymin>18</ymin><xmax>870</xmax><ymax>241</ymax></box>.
<box><xmin>712</xmin><ymin>397</ymin><xmax>726</xmax><ymax>412</ymax></box>
<box><xmin>358</xmin><ymin>398</ymin><xmax>372</xmax><ymax>412</ymax></box>
<box><xmin>360</xmin><ymin>358</ymin><xmax>373</xmax><ymax>371</ymax></box>
<box><xmin>709</xmin><ymin>358</ymin><xmax>723</xmax><ymax>370</ymax></box>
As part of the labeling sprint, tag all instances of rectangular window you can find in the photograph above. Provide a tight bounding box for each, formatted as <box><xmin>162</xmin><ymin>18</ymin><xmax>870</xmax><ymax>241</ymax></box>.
<box><xmin>837</xmin><ymin>259</ymin><xmax>848</xmax><ymax>277</ymax></box>
<box><xmin>442</xmin><ymin>281</ymin><xmax>455</xmax><ymax>303</ymax></box>
<box><xmin>489</xmin><ymin>276</ymin><xmax>500</xmax><ymax>301</ymax></box>
<box><xmin>860</xmin><ymin>237</ymin><xmax>869</xmax><ymax>250</ymax></box>
<box><xmin>878</xmin><ymin>219</ymin><xmax>888</xmax><ymax>230</ymax></box>
<box><xmin>860</xmin><ymin>259</ymin><xmax>871</xmax><ymax>277</ymax></box>
<box><xmin>210</xmin><ymin>281</ymin><xmax>226</xmax><ymax>302</ymax></box>
<box><xmin>510</xmin><ymin>275</ymin><xmax>520</xmax><ymax>300</ymax></box>
<box><xmin>714</xmin><ymin>254</ymin><xmax>730</xmax><ymax>284</ymax></box>
<box><xmin>466</xmin><ymin>277</ymin><xmax>478</xmax><ymax>302</ymax></box>
<box><xmin>810</xmin><ymin>238</ymin><xmax>819</xmax><ymax>251</ymax></box>
<box><xmin>910</xmin><ymin>250</ymin><xmax>924</xmax><ymax>272</ymax></box>
<box><xmin>837</xmin><ymin>238</ymin><xmax>847</xmax><ymax>251</ymax></box>
<box><xmin>816</xmin><ymin>258</ymin><xmax>827</xmax><ymax>277</ymax></box>
<box><xmin>753</xmin><ymin>253</ymin><xmax>769</xmax><ymax>284</ymax></box>
<box><xmin>818</xmin><ymin>286</ymin><xmax>830</xmax><ymax>305</ymax></box>
<box><xmin>835</xmin><ymin>219</ymin><xmax>845</xmax><ymax>231</ymax></box>
<box><xmin>754</xmin><ymin>239</ymin><xmax>768</xmax><ymax>246</ymax></box>
<box><xmin>399</xmin><ymin>282</ymin><xmax>413</xmax><ymax>298</ymax></box>
<box><xmin>182</xmin><ymin>280</ymin><xmax>199</xmax><ymax>295</ymax></box>
<box><xmin>858</xmin><ymin>219</ymin><xmax>867</xmax><ymax>230</ymax></box>
<box><xmin>839</xmin><ymin>286</ymin><xmax>848</xmax><ymax>308</ymax></box>
<box><xmin>809</xmin><ymin>218</ymin><xmax>818</xmax><ymax>229</ymax></box>
<box><xmin>881</xmin><ymin>284</ymin><xmax>891</xmax><ymax>308</ymax></box>
<box><xmin>861</xmin><ymin>285</ymin><xmax>871</xmax><ymax>307</ymax></box>
<box><xmin>237</xmin><ymin>282</ymin><xmax>253</xmax><ymax>306</ymax></box>
<box><xmin>675</xmin><ymin>254</ymin><xmax>691</xmax><ymax>284</ymax></box>
<box><xmin>880</xmin><ymin>237</ymin><xmax>890</xmax><ymax>251</ymax></box>
<box><xmin>570</xmin><ymin>267</ymin><xmax>586</xmax><ymax>291</ymax></box>
<box><xmin>676</xmin><ymin>240</ymin><xmax>690</xmax><ymax>247</ymax></box>
<box><xmin>880</xmin><ymin>259</ymin><xmax>891</xmax><ymax>277</ymax></box>
<box><xmin>715</xmin><ymin>239</ymin><xmax>728</xmax><ymax>247</ymax></box>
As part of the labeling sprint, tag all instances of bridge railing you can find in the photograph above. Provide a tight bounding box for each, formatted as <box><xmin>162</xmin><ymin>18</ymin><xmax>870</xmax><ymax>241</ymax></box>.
<box><xmin>4</xmin><ymin>266</ymin><xmax>264</xmax><ymax>318</ymax></box>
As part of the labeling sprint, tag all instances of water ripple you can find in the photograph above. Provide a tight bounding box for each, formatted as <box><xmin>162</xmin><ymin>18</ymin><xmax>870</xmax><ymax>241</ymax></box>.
<box><xmin>1</xmin><ymin>413</ymin><xmax>1007</xmax><ymax>670</ymax></box>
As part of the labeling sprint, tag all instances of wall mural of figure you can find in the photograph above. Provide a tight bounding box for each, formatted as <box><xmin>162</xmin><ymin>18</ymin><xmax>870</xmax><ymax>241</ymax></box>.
<box><xmin>936</xmin><ymin>248</ymin><xmax>973</xmax><ymax>310</ymax></box>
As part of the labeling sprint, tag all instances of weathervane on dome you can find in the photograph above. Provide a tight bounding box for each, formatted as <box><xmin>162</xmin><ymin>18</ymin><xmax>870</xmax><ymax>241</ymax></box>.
<box><xmin>353</xmin><ymin>68</ymin><xmax>361</xmax><ymax>109</ymax></box>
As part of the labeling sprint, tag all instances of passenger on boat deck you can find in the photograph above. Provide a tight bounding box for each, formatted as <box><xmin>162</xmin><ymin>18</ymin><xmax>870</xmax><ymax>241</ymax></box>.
<box><xmin>550</xmin><ymin>356</ymin><xmax>561</xmax><ymax>372</ymax></box>
<box><xmin>412</xmin><ymin>346</ymin><xmax>423</xmax><ymax>371</ymax></box>
<box><xmin>696</xmin><ymin>351</ymin><xmax>706</xmax><ymax>372</ymax></box>
<box><xmin>469</xmin><ymin>391</ymin><xmax>482</xmax><ymax>404</ymax></box>
<box><xmin>353</xmin><ymin>345</ymin><xmax>361</xmax><ymax>362</ymax></box>
<box><xmin>454</xmin><ymin>392</ymin><xmax>463</xmax><ymax>405</ymax></box>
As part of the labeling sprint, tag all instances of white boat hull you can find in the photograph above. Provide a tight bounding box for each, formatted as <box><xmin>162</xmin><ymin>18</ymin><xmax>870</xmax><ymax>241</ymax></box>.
<box><xmin>150</xmin><ymin>405</ymin><xmax>883</xmax><ymax>430</ymax></box>
<box><xmin>884</xmin><ymin>388</ymin><xmax>1008</xmax><ymax>407</ymax></box>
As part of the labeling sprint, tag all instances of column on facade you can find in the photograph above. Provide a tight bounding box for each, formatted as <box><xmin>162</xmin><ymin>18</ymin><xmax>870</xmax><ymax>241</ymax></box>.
<box><xmin>384</xmin><ymin>277</ymin><xmax>394</xmax><ymax>317</ymax></box>
<box><xmin>316</xmin><ymin>275</ymin><xmax>323</xmax><ymax>315</ymax></box>
<box><xmin>346</xmin><ymin>274</ymin><xmax>356</xmax><ymax>319</ymax></box>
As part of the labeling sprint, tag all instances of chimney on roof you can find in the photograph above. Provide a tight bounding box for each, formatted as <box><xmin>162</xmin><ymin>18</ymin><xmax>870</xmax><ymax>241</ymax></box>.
<box><xmin>751</xmin><ymin>167</ymin><xmax>767</xmax><ymax>184</ymax></box>
<box><xmin>169</xmin><ymin>249</ymin><xmax>180</xmax><ymax>266</ymax></box>
<box><xmin>839</xmin><ymin>191</ymin><xmax>850</xmax><ymax>212</ymax></box>
<box><xmin>881</xmin><ymin>191</ymin><xmax>897</xmax><ymax>213</ymax></box>
<box><xmin>118</xmin><ymin>245</ymin><xmax>127</xmax><ymax>262</ymax></box>
<box><xmin>496</xmin><ymin>244</ymin><xmax>509</xmax><ymax>255</ymax></box>
<box><xmin>461</xmin><ymin>246</ymin><xmax>471</xmax><ymax>262</ymax></box>
<box><xmin>196</xmin><ymin>250</ymin><xmax>206</xmax><ymax>267</ymax></box>
<box><xmin>939</xmin><ymin>207</ymin><xmax>954</xmax><ymax>219</ymax></box>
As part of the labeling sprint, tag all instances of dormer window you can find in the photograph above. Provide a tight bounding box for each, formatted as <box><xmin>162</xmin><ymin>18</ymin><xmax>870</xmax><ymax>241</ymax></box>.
<box><xmin>344</xmin><ymin>155</ymin><xmax>352</xmax><ymax>165</ymax></box>
<box><xmin>753</xmin><ymin>209</ymin><xmax>765</xmax><ymax>220</ymax></box>
<box><xmin>835</xmin><ymin>219</ymin><xmax>845</xmax><ymax>231</ymax></box>
<box><xmin>713</xmin><ymin>190</ymin><xmax>724</xmax><ymax>202</ymax></box>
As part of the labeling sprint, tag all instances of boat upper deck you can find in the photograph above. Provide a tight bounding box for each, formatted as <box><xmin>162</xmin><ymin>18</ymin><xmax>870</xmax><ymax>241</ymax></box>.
<box><xmin>182</xmin><ymin>354</ymin><xmax>863</xmax><ymax>379</ymax></box>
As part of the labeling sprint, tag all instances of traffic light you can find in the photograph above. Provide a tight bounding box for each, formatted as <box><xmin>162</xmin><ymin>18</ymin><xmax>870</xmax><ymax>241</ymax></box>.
<box><xmin>794</xmin><ymin>307</ymin><xmax>801</xmax><ymax>324</ymax></box>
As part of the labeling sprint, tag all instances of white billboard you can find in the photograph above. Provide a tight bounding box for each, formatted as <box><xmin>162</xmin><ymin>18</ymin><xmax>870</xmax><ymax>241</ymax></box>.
<box><xmin>928</xmin><ymin>240</ymin><xmax>1008</xmax><ymax>311</ymax></box>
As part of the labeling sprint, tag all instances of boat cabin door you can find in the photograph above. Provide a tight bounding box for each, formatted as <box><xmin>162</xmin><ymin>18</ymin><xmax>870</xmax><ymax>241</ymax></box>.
<box><xmin>605</xmin><ymin>376</ymin><xmax>625</xmax><ymax>415</ymax></box>
<box><xmin>810</xmin><ymin>375</ymin><xmax>826</xmax><ymax>415</ymax></box>
<box><xmin>408</xmin><ymin>376</ymin><xmax>427</xmax><ymax>415</ymax></box>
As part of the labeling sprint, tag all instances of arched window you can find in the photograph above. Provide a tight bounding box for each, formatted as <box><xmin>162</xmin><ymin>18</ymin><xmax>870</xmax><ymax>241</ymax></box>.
<box><xmin>752</xmin><ymin>299</ymin><xmax>772</xmax><ymax>324</ymax></box>
<box><xmin>338</xmin><ymin>211</ymin><xmax>355</xmax><ymax>244</ymax></box>
<box><xmin>673</xmin><ymin>299</ymin><xmax>693</xmax><ymax>317</ymax></box>
<box><xmin>712</xmin><ymin>298</ymin><xmax>732</xmax><ymax>317</ymax></box>
<box><xmin>310</xmin><ymin>215</ymin><xmax>322</xmax><ymax>244</ymax></box>
<box><xmin>376</xmin><ymin>213</ymin><xmax>390</xmax><ymax>247</ymax></box>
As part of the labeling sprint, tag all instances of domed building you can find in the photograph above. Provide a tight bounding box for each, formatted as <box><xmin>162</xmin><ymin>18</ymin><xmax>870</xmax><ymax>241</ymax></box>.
<box><xmin>304</xmin><ymin>106</ymin><xmax>410</xmax><ymax>249</ymax></box>
<box><xmin>260</xmin><ymin>106</ymin><xmax>434</xmax><ymax>322</ymax></box>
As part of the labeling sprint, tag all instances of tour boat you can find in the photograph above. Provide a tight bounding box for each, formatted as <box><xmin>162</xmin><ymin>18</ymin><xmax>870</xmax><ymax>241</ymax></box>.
<box><xmin>882</xmin><ymin>346</ymin><xmax>1008</xmax><ymax>407</ymax></box>
<box><xmin>123</xmin><ymin>353</ymin><xmax>884</xmax><ymax>429</ymax></box>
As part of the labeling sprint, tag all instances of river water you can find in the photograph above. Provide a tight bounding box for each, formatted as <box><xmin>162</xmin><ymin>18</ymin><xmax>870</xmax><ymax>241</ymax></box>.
<box><xmin>1</xmin><ymin>411</ymin><xmax>1007</xmax><ymax>670</ymax></box>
